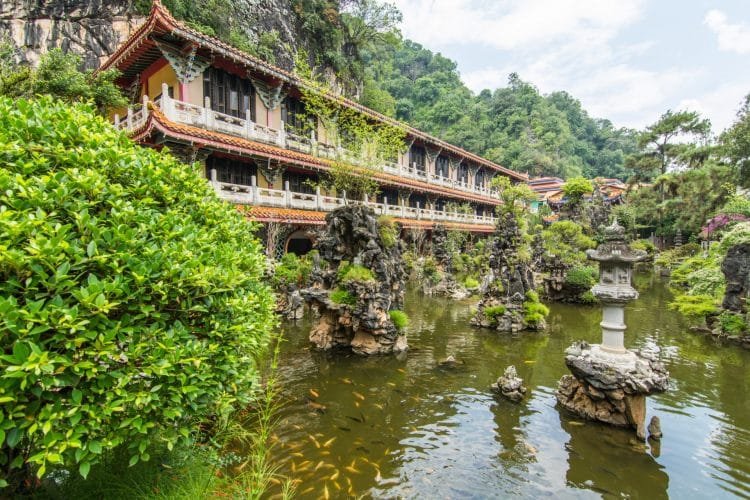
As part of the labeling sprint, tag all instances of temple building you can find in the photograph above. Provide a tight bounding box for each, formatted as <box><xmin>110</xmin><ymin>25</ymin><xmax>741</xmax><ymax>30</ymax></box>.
<box><xmin>102</xmin><ymin>1</ymin><xmax>528</xmax><ymax>256</ymax></box>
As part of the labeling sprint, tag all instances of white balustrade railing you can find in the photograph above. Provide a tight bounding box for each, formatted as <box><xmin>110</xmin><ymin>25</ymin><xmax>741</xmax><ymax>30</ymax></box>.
<box><xmin>210</xmin><ymin>173</ymin><xmax>497</xmax><ymax>226</ymax></box>
<box><xmin>115</xmin><ymin>86</ymin><xmax>501</xmax><ymax>199</ymax></box>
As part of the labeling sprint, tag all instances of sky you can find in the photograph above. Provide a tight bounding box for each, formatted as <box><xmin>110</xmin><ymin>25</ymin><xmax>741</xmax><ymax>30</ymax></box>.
<box><xmin>389</xmin><ymin>0</ymin><xmax>750</xmax><ymax>133</ymax></box>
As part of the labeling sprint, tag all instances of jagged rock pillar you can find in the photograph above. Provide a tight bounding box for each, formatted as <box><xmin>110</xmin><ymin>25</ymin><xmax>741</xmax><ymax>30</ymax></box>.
<box><xmin>301</xmin><ymin>205</ymin><xmax>408</xmax><ymax>355</ymax></box>
<box><xmin>556</xmin><ymin>221</ymin><xmax>669</xmax><ymax>439</ymax></box>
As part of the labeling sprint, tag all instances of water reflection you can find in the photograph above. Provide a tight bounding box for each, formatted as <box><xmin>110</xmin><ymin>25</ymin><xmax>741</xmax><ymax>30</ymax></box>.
<box><xmin>267</xmin><ymin>275</ymin><xmax>750</xmax><ymax>498</ymax></box>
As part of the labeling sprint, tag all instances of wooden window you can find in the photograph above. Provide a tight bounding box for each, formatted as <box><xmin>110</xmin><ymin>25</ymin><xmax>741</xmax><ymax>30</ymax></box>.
<box><xmin>457</xmin><ymin>163</ymin><xmax>469</xmax><ymax>183</ymax></box>
<box><xmin>206</xmin><ymin>156</ymin><xmax>257</xmax><ymax>186</ymax></box>
<box><xmin>377</xmin><ymin>188</ymin><xmax>399</xmax><ymax>205</ymax></box>
<box><xmin>281</xmin><ymin>96</ymin><xmax>308</xmax><ymax>134</ymax></box>
<box><xmin>409</xmin><ymin>193</ymin><xmax>426</xmax><ymax>209</ymax></box>
<box><xmin>475</xmin><ymin>168</ymin><xmax>485</xmax><ymax>188</ymax></box>
<box><xmin>203</xmin><ymin>67</ymin><xmax>255</xmax><ymax>119</ymax></box>
<box><xmin>283</xmin><ymin>170</ymin><xmax>317</xmax><ymax>195</ymax></box>
<box><xmin>435</xmin><ymin>155</ymin><xmax>450</xmax><ymax>178</ymax></box>
<box><xmin>409</xmin><ymin>145</ymin><xmax>426</xmax><ymax>172</ymax></box>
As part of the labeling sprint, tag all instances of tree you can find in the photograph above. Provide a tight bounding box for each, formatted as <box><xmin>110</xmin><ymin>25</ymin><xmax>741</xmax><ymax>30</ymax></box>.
<box><xmin>627</xmin><ymin>110</ymin><xmax>712</xmax><ymax>180</ymax></box>
<box><xmin>720</xmin><ymin>93</ymin><xmax>750</xmax><ymax>187</ymax></box>
<box><xmin>0</xmin><ymin>97</ymin><xmax>275</xmax><ymax>490</ymax></box>
<box><xmin>0</xmin><ymin>46</ymin><xmax>126</xmax><ymax>113</ymax></box>
<box><xmin>562</xmin><ymin>177</ymin><xmax>594</xmax><ymax>205</ymax></box>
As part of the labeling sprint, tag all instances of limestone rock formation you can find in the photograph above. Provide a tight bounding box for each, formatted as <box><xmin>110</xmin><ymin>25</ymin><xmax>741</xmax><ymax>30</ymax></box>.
<box><xmin>491</xmin><ymin>365</ymin><xmax>527</xmax><ymax>403</ymax></box>
<box><xmin>471</xmin><ymin>211</ymin><xmax>545</xmax><ymax>332</ymax></box>
<box><xmin>648</xmin><ymin>416</ymin><xmax>662</xmax><ymax>440</ymax></box>
<box><xmin>302</xmin><ymin>205</ymin><xmax>408</xmax><ymax>356</ymax></box>
<box><xmin>556</xmin><ymin>342</ymin><xmax>669</xmax><ymax>439</ymax></box>
<box><xmin>721</xmin><ymin>242</ymin><xmax>750</xmax><ymax>313</ymax></box>
<box><xmin>0</xmin><ymin>0</ymin><xmax>145</xmax><ymax>69</ymax></box>
<box><xmin>421</xmin><ymin>225</ymin><xmax>470</xmax><ymax>299</ymax></box>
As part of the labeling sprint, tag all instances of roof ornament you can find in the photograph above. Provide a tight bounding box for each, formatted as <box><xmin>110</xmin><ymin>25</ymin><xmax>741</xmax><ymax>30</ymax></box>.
<box><xmin>155</xmin><ymin>40</ymin><xmax>211</xmax><ymax>85</ymax></box>
<box><xmin>250</xmin><ymin>77</ymin><xmax>288</xmax><ymax>111</ymax></box>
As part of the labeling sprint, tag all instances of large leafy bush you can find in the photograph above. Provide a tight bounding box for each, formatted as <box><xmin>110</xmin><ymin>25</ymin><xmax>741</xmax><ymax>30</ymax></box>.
<box><xmin>0</xmin><ymin>97</ymin><xmax>275</xmax><ymax>487</ymax></box>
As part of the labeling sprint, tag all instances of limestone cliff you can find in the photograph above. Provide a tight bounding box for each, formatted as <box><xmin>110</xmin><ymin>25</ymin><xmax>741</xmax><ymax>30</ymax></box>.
<box><xmin>0</xmin><ymin>0</ymin><xmax>145</xmax><ymax>69</ymax></box>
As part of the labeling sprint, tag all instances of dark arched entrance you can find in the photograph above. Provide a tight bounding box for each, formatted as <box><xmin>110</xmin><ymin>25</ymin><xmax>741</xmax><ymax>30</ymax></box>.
<box><xmin>285</xmin><ymin>229</ymin><xmax>314</xmax><ymax>256</ymax></box>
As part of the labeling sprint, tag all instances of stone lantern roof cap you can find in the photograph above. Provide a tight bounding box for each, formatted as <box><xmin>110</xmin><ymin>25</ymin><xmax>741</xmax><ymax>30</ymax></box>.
<box><xmin>586</xmin><ymin>220</ymin><xmax>648</xmax><ymax>263</ymax></box>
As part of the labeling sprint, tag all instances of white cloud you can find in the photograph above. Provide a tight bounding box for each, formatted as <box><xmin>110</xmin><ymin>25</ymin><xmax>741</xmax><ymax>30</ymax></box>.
<box><xmin>391</xmin><ymin>0</ymin><xmax>644</xmax><ymax>50</ymax></box>
<box><xmin>704</xmin><ymin>9</ymin><xmax>750</xmax><ymax>54</ymax></box>
<box><xmin>676</xmin><ymin>83</ymin><xmax>749</xmax><ymax>133</ymax></box>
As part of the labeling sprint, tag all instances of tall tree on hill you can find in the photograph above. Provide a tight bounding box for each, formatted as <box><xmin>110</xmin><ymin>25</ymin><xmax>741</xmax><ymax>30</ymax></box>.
<box><xmin>721</xmin><ymin>93</ymin><xmax>750</xmax><ymax>187</ymax></box>
<box><xmin>627</xmin><ymin>110</ymin><xmax>712</xmax><ymax>180</ymax></box>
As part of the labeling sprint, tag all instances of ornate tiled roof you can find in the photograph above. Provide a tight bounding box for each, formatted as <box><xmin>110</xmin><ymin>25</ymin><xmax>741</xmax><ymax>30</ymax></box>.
<box><xmin>133</xmin><ymin>105</ymin><xmax>505</xmax><ymax>205</ymax></box>
<box><xmin>238</xmin><ymin>206</ymin><xmax>495</xmax><ymax>233</ymax></box>
<box><xmin>101</xmin><ymin>0</ymin><xmax>527</xmax><ymax>182</ymax></box>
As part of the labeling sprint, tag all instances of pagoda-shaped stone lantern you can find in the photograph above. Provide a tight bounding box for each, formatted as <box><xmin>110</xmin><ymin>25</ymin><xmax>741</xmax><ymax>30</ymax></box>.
<box><xmin>556</xmin><ymin>221</ymin><xmax>669</xmax><ymax>439</ymax></box>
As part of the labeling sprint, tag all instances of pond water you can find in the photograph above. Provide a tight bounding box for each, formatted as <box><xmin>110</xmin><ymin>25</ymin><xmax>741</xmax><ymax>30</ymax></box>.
<box><xmin>268</xmin><ymin>274</ymin><xmax>750</xmax><ymax>499</ymax></box>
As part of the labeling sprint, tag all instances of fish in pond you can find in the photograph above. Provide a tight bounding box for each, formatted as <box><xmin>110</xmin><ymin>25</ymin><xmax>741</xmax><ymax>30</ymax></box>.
<box><xmin>323</xmin><ymin>437</ymin><xmax>336</xmax><ymax>448</ymax></box>
<box><xmin>308</xmin><ymin>435</ymin><xmax>321</xmax><ymax>448</ymax></box>
<box><xmin>309</xmin><ymin>389</ymin><xmax>319</xmax><ymax>398</ymax></box>
<box><xmin>355</xmin><ymin>446</ymin><xmax>370</xmax><ymax>454</ymax></box>
<box><xmin>373</xmin><ymin>403</ymin><xmax>384</xmax><ymax>410</ymax></box>
<box><xmin>338</xmin><ymin>426</ymin><xmax>352</xmax><ymax>432</ymax></box>
<box><xmin>346</xmin><ymin>415</ymin><xmax>363</xmax><ymax>423</ymax></box>
<box><xmin>386</xmin><ymin>382</ymin><xmax>397</xmax><ymax>387</ymax></box>
<box><xmin>330</xmin><ymin>470</ymin><xmax>340</xmax><ymax>481</ymax></box>
<box><xmin>323</xmin><ymin>484</ymin><xmax>329</xmax><ymax>500</ymax></box>
<box><xmin>397</xmin><ymin>368</ymin><xmax>406</xmax><ymax>374</ymax></box>
<box><xmin>307</xmin><ymin>400</ymin><xmax>327</xmax><ymax>413</ymax></box>
<box><xmin>344</xmin><ymin>465</ymin><xmax>360</xmax><ymax>474</ymax></box>
<box><xmin>353</xmin><ymin>391</ymin><xmax>366</xmax><ymax>401</ymax></box>
<box><xmin>341</xmin><ymin>378</ymin><xmax>353</xmax><ymax>384</ymax></box>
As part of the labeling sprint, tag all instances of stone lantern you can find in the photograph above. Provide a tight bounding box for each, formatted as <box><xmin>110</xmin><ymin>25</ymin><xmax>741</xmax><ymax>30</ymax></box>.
<box><xmin>556</xmin><ymin>221</ymin><xmax>669</xmax><ymax>440</ymax></box>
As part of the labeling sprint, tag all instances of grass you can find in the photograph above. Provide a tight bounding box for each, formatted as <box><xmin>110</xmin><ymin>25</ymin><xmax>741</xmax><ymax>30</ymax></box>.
<box><xmin>389</xmin><ymin>310</ymin><xmax>409</xmax><ymax>331</ymax></box>
<box><xmin>39</xmin><ymin>338</ymin><xmax>293</xmax><ymax>500</ymax></box>
<box><xmin>483</xmin><ymin>305</ymin><xmax>506</xmax><ymax>321</ymax></box>
<box><xmin>330</xmin><ymin>287</ymin><xmax>357</xmax><ymax>306</ymax></box>
<box><xmin>464</xmin><ymin>276</ymin><xmax>480</xmax><ymax>289</ymax></box>
<box><xmin>337</xmin><ymin>262</ymin><xmax>375</xmax><ymax>283</ymax></box>
<box><xmin>378</xmin><ymin>215</ymin><xmax>398</xmax><ymax>249</ymax></box>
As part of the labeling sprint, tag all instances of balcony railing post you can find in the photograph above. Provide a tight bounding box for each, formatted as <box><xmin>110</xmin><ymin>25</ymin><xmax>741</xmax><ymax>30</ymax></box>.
<box><xmin>245</xmin><ymin>109</ymin><xmax>254</xmax><ymax>139</ymax></box>
<box><xmin>316</xmin><ymin>186</ymin><xmax>322</xmax><ymax>210</ymax></box>
<box><xmin>126</xmin><ymin>107</ymin><xmax>133</xmax><ymax>130</ymax></box>
<box><xmin>278</xmin><ymin>120</ymin><xmax>286</xmax><ymax>148</ymax></box>
<box><xmin>251</xmin><ymin>175</ymin><xmax>258</xmax><ymax>204</ymax></box>
<box><xmin>204</xmin><ymin>97</ymin><xmax>213</xmax><ymax>129</ymax></box>
<box><xmin>114</xmin><ymin>113</ymin><xmax>120</xmax><ymax>128</ymax></box>
<box><xmin>161</xmin><ymin>83</ymin><xmax>173</xmax><ymax>121</ymax></box>
<box><xmin>341</xmin><ymin>190</ymin><xmax>347</xmax><ymax>206</ymax></box>
<box><xmin>284</xmin><ymin>180</ymin><xmax>291</xmax><ymax>208</ymax></box>
<box><xmin>416</xmin><ymin>201</ymin><xmax>421</xmax><ymax>220</ymax></box>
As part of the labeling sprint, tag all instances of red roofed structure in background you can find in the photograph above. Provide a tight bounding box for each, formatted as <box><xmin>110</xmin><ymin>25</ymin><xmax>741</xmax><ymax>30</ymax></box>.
<box><xmin>101</xmin><ymin>1</ymin><xmax>526</xmax><ymax>256</ymax></box>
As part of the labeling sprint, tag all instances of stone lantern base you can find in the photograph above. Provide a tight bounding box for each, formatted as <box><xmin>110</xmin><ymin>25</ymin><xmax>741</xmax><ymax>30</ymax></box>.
<box><xmin>556</xmin><ymin>341</ymin><xmax>669</xmax><ymax>439</ymax></box>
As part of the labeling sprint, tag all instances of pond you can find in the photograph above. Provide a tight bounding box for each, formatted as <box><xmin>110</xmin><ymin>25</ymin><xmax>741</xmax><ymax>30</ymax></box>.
<box><xmin>268</xmin><ymin>274</ymin><xmax>750</xmax><ymax>498</ymax></box>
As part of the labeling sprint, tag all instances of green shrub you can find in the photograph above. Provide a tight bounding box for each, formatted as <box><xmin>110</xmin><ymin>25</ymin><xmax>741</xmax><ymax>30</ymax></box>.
<box><xmin>330</xmin><ymin>288</ymin><xmax>356</xmax><ymax>306</ymax></box>
<box><xmin>564</xmin><ymin>265</ymin><xmax>598</xmax><ymax>288</ymax></box>
<box><xmin>523</xmin><ymin>290</ymin><xmax>549</xmax><ymax>326</ymax></box>
<box><xmin>389</xmin><ymin>310</ymin><xmax>409</xmax><ymax>331</ymax></box>
<box><xmin>378</xmin><ymin>215</ymin><xmax>398</xmax><ymax>249</ymax></box>
<box><xmin>484</xmin><ymin>305</ymin><xmax>507</xmax><ymax>321</ymax></box>
<box><xmin>337</xmin><ymin>262</ymin><xmax>375</xmax><ymax>282</ymax></box>
<box><xmin>669</xmin><ymin>295</ymin><xmax>718</xmax><ymax>322</ymax></box>
<box><xmin>719</xmin><ymin>221</ymin><xmax>750</xmax><ymax>252</ymax></box>
<box><xmin>630</xmin><ymin>239</ymin><xmax>656</xmax><ymax>255</ymax></box>
<box><xmin>421</xmin><ymin>256</ymin><xmax>442</xmax><ymax>284</ymax></box>
<box><xmin>579</xmin><ymin>290</ymin><xmax>597</xmax><ymax>304</ymax></box>
<box><xmin>719</xmin><ymin>311</ymin><xmax>747</xmax><ymax>335</ymax></box>
<box><xmin>0</xmin><ymin>98</ymin><xmax>275</xmax><ymax>487</ymax></box>
<box><xmin>464</xmin><ymin>277</ymin><xmax>480</xmax><ymax>289</ymax></box>
<box><xmin>273</xmin><ymin>252</ymin><xmax>312</xmax><ymax>288</ymax></box>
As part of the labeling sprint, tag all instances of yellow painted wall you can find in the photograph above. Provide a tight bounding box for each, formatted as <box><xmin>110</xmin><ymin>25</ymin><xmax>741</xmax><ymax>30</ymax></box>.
<box><xmin>147</xmin><ymin>63</ymin><xmax>179</xmax><ymax>101</ymax></box>
<box><xmin>186</xmin><ymin>77</ymin><xmax>203</xmax><ymax>106</ymax></box>
<box><xmin>254</xmin><ymin>95</ymin><xmax>267</xmax><ymax>126</ymax></box>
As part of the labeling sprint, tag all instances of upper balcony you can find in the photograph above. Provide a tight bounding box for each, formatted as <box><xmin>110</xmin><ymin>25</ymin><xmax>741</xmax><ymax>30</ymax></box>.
<box><xmin>115</xmin><ymin>86</ymin><xmax>501</xmax><ymax>201</ymax></box>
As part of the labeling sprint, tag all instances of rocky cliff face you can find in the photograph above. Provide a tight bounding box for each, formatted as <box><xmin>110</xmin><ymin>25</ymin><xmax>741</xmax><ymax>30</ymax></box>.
<box><xmin>1</xmin><ymin>0</ymin><xmax>325</xmax><ymax>76</ymax></box>
<box><xmin>0</xmin><ymin>0</ymin><xmax>145</xmax><ymax>68</ymax></box>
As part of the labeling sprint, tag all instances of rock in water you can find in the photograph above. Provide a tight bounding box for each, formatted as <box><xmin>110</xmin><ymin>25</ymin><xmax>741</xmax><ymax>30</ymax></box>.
<box><xmin>491</xmin><ymin>365</ymin><xmax>527</xmax><ymax>403</ymax></box>
<box><xmin>648</xmin><ymin>416</ymin><xmax>662</xmax><ymax>440</ymax></box>
<box><xmin>302</xmin><ymin>205</ymin><xmax>408</xmax><ymax>355</ymax></box>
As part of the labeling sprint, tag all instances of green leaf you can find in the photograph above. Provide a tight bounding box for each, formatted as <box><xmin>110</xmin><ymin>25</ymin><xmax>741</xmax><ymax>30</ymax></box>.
<box><xmin>6</xmin><ymin>428</ymin><xmax>20</xmax><ymax>449</ymax></box>
<box><xmin>88</xmin><ymin>441</ymin><xmax>102</xmax><ymax>454</ymax></box>
<box><xmin>71</xmin><ymin>389</ymin><xmax>82</xmax><ymax>405</ymax></box>
<box><xmin>128</xmin><ymin>454</ymin><xmax>139</xmax><ymax>467</ymax></box>
<box><xmin>79</xmin><ymin>461</ymin><xmax>91</xmax><ymax>479</ymax></box>
<box><xmin>87</xmin><ymin>240</ymin><xmax>97</xmax><ymax>257</ymax></box>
